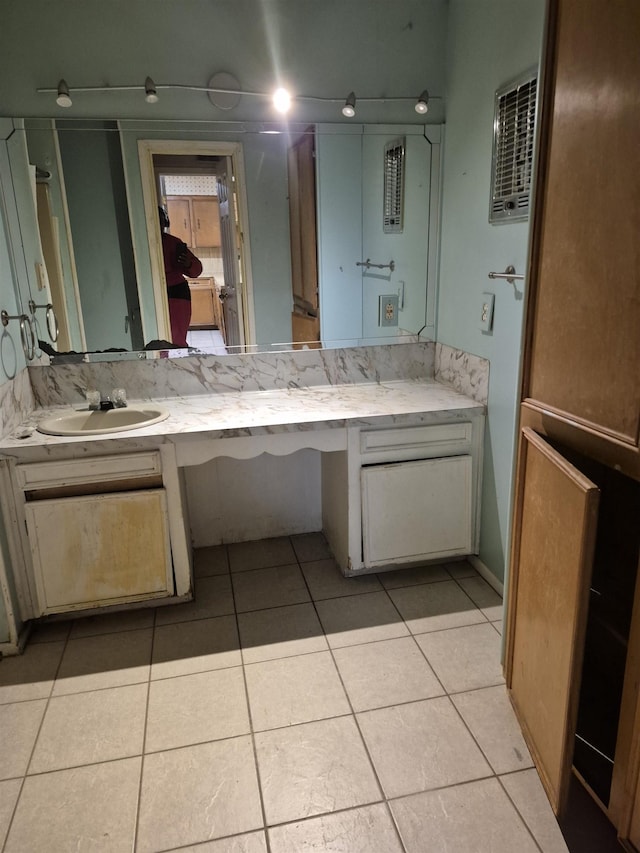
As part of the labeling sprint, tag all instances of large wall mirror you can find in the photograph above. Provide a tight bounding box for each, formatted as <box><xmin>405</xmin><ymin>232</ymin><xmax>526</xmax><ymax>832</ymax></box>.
<box><xmin>17</xmin><ymin>118</ymin><xmax>440</xmax><ymax>363</ymax></box>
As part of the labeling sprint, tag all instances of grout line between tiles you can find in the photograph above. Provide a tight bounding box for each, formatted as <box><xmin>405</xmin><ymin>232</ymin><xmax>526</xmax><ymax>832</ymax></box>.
<box><xmin>233</xmin><ymin>554</ymin><xmax>272</xmax><ymax>853</ymax></box>
<box><xmin>496</xmin><ymin>772</ymin><xmax>546</xmax><ymax>853</ymax></box>
<box><xmin>292</xmin><ymin>543</ymin><xmax>408</xmax><ymax>853</ymax></box>
<box><xmin>132</xmin><ymin>604</ymin><xmax>157</xmax><ymax>853</ymax></box>
<box><xmin>1</xmin><ymin>622</ymin><xmax>71</xmax><ymax>853</ymax></box>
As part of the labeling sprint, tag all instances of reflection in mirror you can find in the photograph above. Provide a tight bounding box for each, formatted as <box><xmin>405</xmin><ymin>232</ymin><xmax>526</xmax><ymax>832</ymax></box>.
<box><xmin>22</xmin><ymin>120</ymin><xmax>439</xmax><ymax>363</ymax></box>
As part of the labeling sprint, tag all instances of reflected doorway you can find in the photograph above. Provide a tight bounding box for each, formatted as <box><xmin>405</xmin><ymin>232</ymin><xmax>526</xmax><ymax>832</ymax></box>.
<box><xmin>138</xmin><ymin>139</ymin><xmax>254</xmax><ymax>352</ymax></box>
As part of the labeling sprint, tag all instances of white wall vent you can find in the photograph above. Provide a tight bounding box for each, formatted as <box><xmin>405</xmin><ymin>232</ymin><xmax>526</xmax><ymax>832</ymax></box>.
<box><xmin>383</xmin><ymin>138</ymin><xmax>405</xmax><ymax>233</ymax></box>
<box><xmin>489</xmin><ymin>70</ymin><xmax>537</xmax><ymax>224</ymax></box>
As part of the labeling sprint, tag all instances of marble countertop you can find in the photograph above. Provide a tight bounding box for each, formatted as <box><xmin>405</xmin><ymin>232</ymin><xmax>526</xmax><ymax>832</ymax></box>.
<box><xmin>0</xmin><ymin>379</ymin><xmax>485</xmax><ymax>454</ymax></box>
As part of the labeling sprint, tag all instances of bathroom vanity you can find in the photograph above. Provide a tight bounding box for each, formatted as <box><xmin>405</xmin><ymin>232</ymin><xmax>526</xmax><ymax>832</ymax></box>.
<box><xmin>0</xmin><ymin>343</ymin><xmax>487</xmax><ymax>626</ymax></box>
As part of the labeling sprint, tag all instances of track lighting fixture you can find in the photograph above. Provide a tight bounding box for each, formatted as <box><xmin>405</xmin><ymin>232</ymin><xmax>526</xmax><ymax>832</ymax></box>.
<box><xmin>342</xmin><ymin>92</ymin><xmax>356</xmax><ymax>118</ymax></box>
<box><xmin>144</xmin><ymin>77</ymin><xmax>159</xmax><ymax>104</ymax></box>
<box><xmin>56</xmin><ymin>79</ymin><xmax>72</xmax><ymax>108</ymax></box>
<box><xmin>39</xmin><ymin>78</ymin><xmax>439</xmax><ymax>119</ymax></box>
<box><xmin>415</xmin><ymin>89</ymin><xmax>429</xmax><ymax>114</ymax></box>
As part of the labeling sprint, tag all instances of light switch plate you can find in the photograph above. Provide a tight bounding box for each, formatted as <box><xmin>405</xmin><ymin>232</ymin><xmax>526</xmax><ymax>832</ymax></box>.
<box><xmin>479</xmin><ymin>292</ymin><xmax>495</xmax><ymax>333</ymax></box>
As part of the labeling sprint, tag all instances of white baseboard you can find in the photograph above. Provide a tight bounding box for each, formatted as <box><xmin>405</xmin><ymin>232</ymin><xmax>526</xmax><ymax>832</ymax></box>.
<box><xmin>468</xmin><ymin>555</ymin><xmax>504</xmax><ymax>598</ymax></box>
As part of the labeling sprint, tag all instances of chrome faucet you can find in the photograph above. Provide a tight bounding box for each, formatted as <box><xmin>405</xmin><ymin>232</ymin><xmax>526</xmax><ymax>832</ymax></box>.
<box><xmin>86</xmin><ymin>389</ymin><xmax>127</xmax><ymax>410</ymax></box>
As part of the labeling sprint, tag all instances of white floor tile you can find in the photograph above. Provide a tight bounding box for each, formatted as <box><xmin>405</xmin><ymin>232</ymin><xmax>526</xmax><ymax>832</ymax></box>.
<box><xmin>500</xmin><ymin>769</ymin><xmax>569</xmax><ymax>852</ymax></box>
<box><xmin>151</xmin><ymin>615</ymin><xmax>241</xmax><ymax>680</ymax></box>
<box><xmin>388</xmin><ymin>580</ymin><xmax>486</xmax><ymax>634</ymax></box>
<box><xmin>358</xmin><ymin>696</ymin><xmax>491</xmax><ymax>798</ymax></box>
<box><xmin>0</xmin><ymin>641</ymin><xmax>64</xmax><ymax>704</ymax></box>
<box><xmin>255</xmin><ymin>716</ymin><xmax>381</xmax><ymax>825</ymax></box>
<box><xmin>0</xmin><ymin>779</ymin><xmax>21</xmax><ymax>848</ymax></box>
<box><xmin>137</xmin><ymin>737</ymin><xmax>262</xmax><ymax>851</ymax></box>
<box><xmin>238</xmin><ymin>602</ymin><xmax>328</xmax><ymax>664</ymax></box>
<box><xmin>302</xmin><ymin>559</ymin><xmax>383</xmax><ymax>600</ymax></box>
<box><xmin>0</xmin><ymin>699</ymin><xmax>47</xmax><ymax>780</ymax></box>
<box><xmin>52</xmin><ymin>630</ymin><xmax>152</xmax><ymax>696</ymax></box>
<box><xmin>391</xmin><ymin>777</ymin><xmax>540</xmax><ymax>852</ymax></box>
<box><xmin>228</xmin><ymin>537</ymin><xmax>297</xmax><ymax>572</ymax></box>
<box><xmin>245</xmin><ymin>651</ymin><xmax>350</xmax><ymax>730</ymax></box>
<box><xmin>333</xmin><ymin>636</ymin><xmax>444</xmax><ymax>711</ymax></box>
<box><xmin>232</xmin><ymin>564</ymin><xmax>311</xmax><ymax>612</ymax></box>
<box><xmin>29</xmin><ymin>684</ymin><xmax>146</xmax><ymax>773</ymax></box>
<box><xmin>452</xmin><ymin>685</ymin><xmax>533</xmax><ymax>774</ymax></box>
<box><xmin>5</xmin><ymin>758</ymin><xmax>141</xmax><ymax>853</ymax></box>
<box><xmin>415</xmin><ymin>622</ymin><xmax>504</xmax><ymax>693</ymax></box>
<box><xmin>146</xmin><ymin>667</ymin><xmax>250</xmax><ymax>752</ymax></box>
<box><xmin>268</xmin><ymin>803</ymin><xmax>403</xmax><ymax>852</ymax></box>
<box><xmin>315</xmin><ymin>591</ymin><xmax>409</xmax><ymax>648</ymax></box>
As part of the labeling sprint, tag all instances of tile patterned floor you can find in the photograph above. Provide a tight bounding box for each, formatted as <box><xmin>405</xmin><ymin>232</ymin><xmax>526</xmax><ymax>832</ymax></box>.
<box><xmin>0</xmin><ymin>534</ymin><xmax>571</xmax><ymax>852</ymax></box>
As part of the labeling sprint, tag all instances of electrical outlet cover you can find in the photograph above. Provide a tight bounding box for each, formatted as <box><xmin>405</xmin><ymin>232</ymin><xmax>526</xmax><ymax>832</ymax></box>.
<box><xmin>480</xmin><ymin>292</ymin><xmax>495</xmax><ymax>332</ymax></box>
<box><xmin>379</xmin><ymin>294</ymin><xmax>399</xmax><ymax>327</ymax></box>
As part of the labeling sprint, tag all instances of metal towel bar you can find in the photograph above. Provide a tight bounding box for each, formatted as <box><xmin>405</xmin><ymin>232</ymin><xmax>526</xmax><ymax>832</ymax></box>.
<box><xmin>356</xmin><ymin>259</ymin><xmax>395</xmax><ymax>272</ymax></box>
<box><xmin>488</xmin><ymin>265</ymin><xmax>524</xmax><ymax>283</ymax></box>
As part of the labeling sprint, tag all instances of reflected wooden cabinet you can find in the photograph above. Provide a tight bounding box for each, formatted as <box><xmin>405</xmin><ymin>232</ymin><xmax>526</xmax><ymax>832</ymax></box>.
<box><xmin>166</xmin><ymin>196</ymin><xmax>221</xmax><ymax>249</ymax></box>
<box><xmin>188</xmin><ymin>277</ymin><xmax>224</xmax><ymax>333</ymax></box>
<box><xmin>506</xmin><ymin>0</ymin><xmax>640</xmax><ymax>843</ymax></box>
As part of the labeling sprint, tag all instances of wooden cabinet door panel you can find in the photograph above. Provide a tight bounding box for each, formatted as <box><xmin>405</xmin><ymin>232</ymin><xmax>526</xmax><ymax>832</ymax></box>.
<box><xmin>166</xmin><ymin>198</ymin><xmax>191</xmax><ymax>246</ymax></box>
<box><xmin>525</xmin><ymin>0</ymin><xmax>640</xmax><ymax>445</ymax></box>
<box><xmin>507</xmin><ymin>427</ymin><xmax>600</xmax><ymax>816</ymax></box>
<box><xmin>25</xmin><ymin>489</ymin><xmax>173</xmax><ymax>614</ymax></box>
<box><xmin>192</xmin><ymin>198</ymin><xmax>221</xmax><ymax>247</ymax></box>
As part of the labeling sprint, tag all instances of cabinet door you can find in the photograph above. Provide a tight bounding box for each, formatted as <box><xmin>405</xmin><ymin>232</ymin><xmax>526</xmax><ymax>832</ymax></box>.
<box><xmin>506</xmin><ymin>428</ymin><xmax>600</xmax><ymax>816</ymax></box>
<box><xmin>25</xmin><ymin>489</ymin><xmax>173</xmax><ymax>614</ymax></box>
<box><xmin>166</xmin><ymin>198</ymin><xmax>192</xmax><ymax>245</ymax></box>
<box><xmin>192</xmin><ymin>198</ymin><xmax>221</xmax><ymax>247</ymax></box>
<box><xmin>189</xmin><ymin>278</ymin><xmax>217</xmax><ymax>327</ymax></box>
<box><xmin>361</xmin><ymin>455</ymin><xmax>472</xmax><ymax>567</ymax></box>
<box><xmin>525</xmin><ymin>0</ymin><xmax>640</xmax><ymax>445</ymax></box>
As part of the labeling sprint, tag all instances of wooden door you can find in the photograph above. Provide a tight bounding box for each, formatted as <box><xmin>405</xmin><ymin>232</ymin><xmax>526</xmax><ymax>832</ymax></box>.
<box><xmin>288</xmin><ymin>130</ymin><xmax>319</xmax><ymax>345</ymax></box>
<box><xmin>192</xmin><ymin>198</ymin><xmax>221</xmax><ymax>248</ymax></box>
<box><xmin>524</xmin><ymin>0</ymin><xmax>640</xmax><ymax>446</ymax></box>
<box><xmin>216</xmin><ymin>162</ymin><xmax>243</xmax><ymax>347</ymax></box>
<box><xmin>166</xmin><ymin>198</ymin><xmax>191</xmax><ymax>246</ymax></box>
<box><xmin>506</xmin><ymin>427</ymin><xmax>600</xmax><ymax>816</ymax></box>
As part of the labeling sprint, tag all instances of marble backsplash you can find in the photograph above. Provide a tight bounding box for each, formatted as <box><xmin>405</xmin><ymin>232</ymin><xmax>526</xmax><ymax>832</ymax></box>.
<box><xmin>12</xmin><ymin>341</ymin><xmax>489</xmax><ymax>420</ymax></box>
<box><xmin>0</xmin><ymin>369</ymin><xmax>35</xmax><ymax>438</ymax></box>
<box><xmin>28</xmin><ymin>342</ymin><xmax>437</xmax><ymax>408</ymax></box>
<box><xmin>435</xmin><ymin>343</ymin><xmax>489</xmax><ymax>405</ymax></box>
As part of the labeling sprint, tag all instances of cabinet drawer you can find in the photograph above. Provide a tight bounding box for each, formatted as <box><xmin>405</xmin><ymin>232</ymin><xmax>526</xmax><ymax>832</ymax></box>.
<box><xmin>16</xmin><ymin>452</ymin><xmax>162</xmax><ymax>491</ymax></box>
<box><xmin>360</xmin><ymin>423</ymin><xmax>472</xmax><ymax>457</ymax></box>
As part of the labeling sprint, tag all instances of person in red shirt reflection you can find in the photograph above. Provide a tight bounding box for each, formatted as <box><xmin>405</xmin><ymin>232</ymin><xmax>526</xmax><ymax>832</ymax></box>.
<box><xmin>159</xmin><ymin>206</ymin><xmax>203</xmax><ymax>347</ymax></box>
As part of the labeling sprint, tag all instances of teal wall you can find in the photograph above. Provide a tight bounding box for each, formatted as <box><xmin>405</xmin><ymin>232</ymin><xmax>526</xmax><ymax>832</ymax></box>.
<box><xmin>437</xmin><ymin>0</ymin><xmax>545</xmax><ymax>582</ymax></box>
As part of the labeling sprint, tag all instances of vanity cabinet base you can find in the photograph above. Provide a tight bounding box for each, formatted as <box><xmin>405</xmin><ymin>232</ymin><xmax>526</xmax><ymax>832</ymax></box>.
<box><xmin>25</xmin><ymin>489</ymin><xmax>173</xmax><ymax>615</ymax></box>
<box><xmin>3</xmin><ymin>449</ymin><xmax>191</xmax><ymax>621</ymax></box>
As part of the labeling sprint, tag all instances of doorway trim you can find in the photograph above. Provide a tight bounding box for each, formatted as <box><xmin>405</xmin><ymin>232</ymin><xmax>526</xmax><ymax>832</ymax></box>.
<box><xmin>137</xmin><ymin>138</ymin><xmax>256</xmax><ymax>346</ymax></box>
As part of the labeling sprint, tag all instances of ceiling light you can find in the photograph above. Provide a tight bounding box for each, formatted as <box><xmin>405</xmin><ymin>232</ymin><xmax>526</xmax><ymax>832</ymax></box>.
<box><xmin>342</xmin><ymin>92</ymin><xmax>356</xmax><ymax>118</ymax></box>
<box><xmin>415</xmin><ymin>89</ymin><xmax>429</xmax><ymax>114</ymax></box>
<box><xmin>145</xmin><ymin>77</ymin><xmax>159</xmax><ymax>104</ymax></box>
<box><xmin>56</xmin><ymin>79</ymin><xmax>72</xmax><ymax>108</ymax></box>
<box><xmin>273</xmin><ymin>87</ymin><xmax>291</xmax><ymax>114</ymax></box>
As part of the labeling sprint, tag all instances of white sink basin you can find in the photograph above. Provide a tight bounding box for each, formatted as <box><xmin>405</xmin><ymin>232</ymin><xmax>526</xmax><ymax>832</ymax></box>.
<box><xmin>36</xmin><ymin>405</ymin><xmax>170</xmax><ymax>436</ymax></box>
